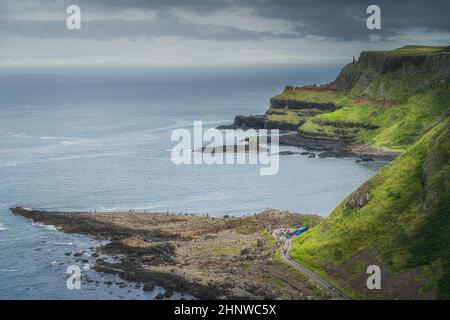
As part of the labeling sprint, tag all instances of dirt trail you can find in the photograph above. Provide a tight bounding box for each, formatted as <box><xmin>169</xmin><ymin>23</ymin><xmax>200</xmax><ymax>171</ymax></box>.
<box><xmin>274</xmin><ymin>229</ymin><xmax>349</xmax><ymax>300</ymax></box>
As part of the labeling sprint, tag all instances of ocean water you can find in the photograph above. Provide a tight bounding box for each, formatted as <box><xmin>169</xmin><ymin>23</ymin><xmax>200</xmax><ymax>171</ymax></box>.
<box><xmin>0</xmin><ymin>66</ymin><xmax>385</xmax><ymax>299</ymax></box>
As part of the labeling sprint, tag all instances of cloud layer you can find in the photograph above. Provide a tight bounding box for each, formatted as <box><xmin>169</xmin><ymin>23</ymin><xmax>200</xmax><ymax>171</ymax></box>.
<box><xmin>1</xmin><ymin>0</ymin><xmax>449</xmax><ymax>67</ymax></box>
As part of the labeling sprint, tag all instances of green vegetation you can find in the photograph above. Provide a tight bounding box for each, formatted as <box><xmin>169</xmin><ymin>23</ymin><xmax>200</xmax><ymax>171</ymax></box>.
<box><xmin>262</xmin><ymin>230</ymin><xmax>278</xmax><ymax>249</ymax></box>
<box><xmin>211</xmin><ymin>245</ymin><xmax>242</xmax><ymax>256</ymax></box>
<box><xmin>266</xmin><ymin>109</ymin><xmax>306</xmax><ymax>125</ymax></box>
<box><xmin>291</xmin><ymin>117</ymin><xmax>450</xmax><ymax>299</ymax></box>
<box><xmin>299</xmin><ymin>119</ymin><xmax>361</xmax><ymax>140</ymax></box>
<box><xmin>274</xmin><ymin>45</ymin><xmax>450</xmax><ymax>299</ymax></box>
<box><xmin>301</xmin><ymin>82</ymin><xmax>450</xmax><ymax>149</ymax></box>
<box><xmin>265</xmin><ymin>108</ymin><xmax>325</xmax><ymax>125</ymax></box>
<box><xmin>367</xmin><ymin>45</ymin><xmax>448</xmax><ymax>55</ymax></box>
<box><xmin>313</xmin><ymin>104</ymin><xmax>376</xmax><ymax>125</ymax></box>
<box><xmin>268</xmin><ymin>45</ymin><xmax>450</xmax><ymax>151</ymax></box>
<box><xmin>272</xmin><ymin>89</ymin><xmax>352</xmax><ymax>106</ymax></box>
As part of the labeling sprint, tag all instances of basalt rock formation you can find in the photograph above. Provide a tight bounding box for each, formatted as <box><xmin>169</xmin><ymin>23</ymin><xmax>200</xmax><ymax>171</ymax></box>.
<box><xmin>218</xmin><ymin>45</ymin><xmax>450</xmax><ymax>159</ymax></box>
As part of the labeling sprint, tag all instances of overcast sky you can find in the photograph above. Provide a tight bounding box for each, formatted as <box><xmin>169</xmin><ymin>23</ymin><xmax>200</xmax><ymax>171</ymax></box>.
<box><xmin>1</xmin><ymin>0</ymin><xmax>449</xmax><ymax>67</ymax></box>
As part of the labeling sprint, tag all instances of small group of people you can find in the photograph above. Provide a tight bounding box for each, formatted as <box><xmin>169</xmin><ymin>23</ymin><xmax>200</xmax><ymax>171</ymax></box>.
<box><xmin>272</xmin><ymin>228</ymin><xmax>294</xmax><ymax>258</ymax></box>
<box><xmin>275</xmin><ymin>228</ymin><xmax>291</xmax><ymax>241</ymax></box>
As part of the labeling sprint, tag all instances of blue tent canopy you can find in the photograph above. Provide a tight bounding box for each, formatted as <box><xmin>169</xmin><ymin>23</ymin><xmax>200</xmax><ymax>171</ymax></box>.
<box><xmin>295</xmin><ymin>226</ymin><xmax>308</xmax><ymax>235</ymax></box>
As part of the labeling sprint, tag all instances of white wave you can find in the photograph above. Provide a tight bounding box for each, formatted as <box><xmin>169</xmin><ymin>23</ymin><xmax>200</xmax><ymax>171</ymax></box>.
<box><xmin>12</xmin><ymin>133</ymin><xmax>32</xmax><ymax>138</ymax></box>
<box><xmin>0</xmin><ymin>268</ymin><xmax>18</xmax><ymax>272</ymax></box>
<box><xmin>0</xmin><ymin>223</ymin><xmax>6</xmax><ymax>231</ymax></box>
<box><xmin>61</xmin><ymin>140</ymin><xmax>82</xmax><ymax>146</ymax></box>
<box><xmin>96</xmin><ymin>207</ymin><xmax>118</xmax><ymax>212</ymax></box>
<box><xmin>137</xmin><ymin>121</ymin><xmax>205</xmax><ymax>135</ymax></box>
<box><xmin>53</xmin><ymin>242</ymin><xmax>74</xmax><ymax>246</ymax></box>
<box><xmin>0</xmin><ymin>237</ymin><xmax>29</xmax><ymax>242</ymax></box>
<box><xmin>0</xmin><ymin>162</ymin><xmax>18</xmax><ymax>168</ymax></box>
<box><xmin>42</xmin><ymin>135</ymin><xmax>80</xmax><ymax>141</ymax></box>
<box><xmin>32</xmin><ymin>222</ymin><xmax>58</xmax><ymax>231</ymax></box>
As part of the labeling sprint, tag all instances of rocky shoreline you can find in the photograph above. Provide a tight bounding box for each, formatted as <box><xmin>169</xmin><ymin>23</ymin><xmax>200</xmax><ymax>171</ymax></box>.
<box><xmin>11</xmin><ymin>207</ymin><xmax>341</xmax><ymax>300</ymax></box>
<box><xmin>217</xmin><ymin>116</ymin><xmax>400</xmax><ymax>161</ymax></box>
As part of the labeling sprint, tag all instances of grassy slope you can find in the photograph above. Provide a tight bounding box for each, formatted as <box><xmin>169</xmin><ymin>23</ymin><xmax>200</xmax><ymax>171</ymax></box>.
<box><xmin>265</xmin><ymin>108</ymin><xmax>326</xmax><ymax>126</ymax></box>
<box><xmin>269</xmin><ymin>45</ymin><xmax>450</xmax><ymax>150</ymax></box>
<box><xmin>369</xmin><ymin>45</ymin><xmax>447</xmax><ymax>55</ymax></box>
<box><xmin>313</xmin><ymin>82</ymin><xmax>450</xmax><ymax>148</ymax></box>
<box><xmin>291</xmin><ymin>116</ymin><xmax>450</xmax><ymax>299</ymax></box>
<box><xmin>272</xmin><ymin>90</ymin><xmax>352</xmax><ymax>106</ymax></box>
<box><xmin>272</xmin><ymin>46</ymin><xmax>450</xmax><ymax>299</ymax></box>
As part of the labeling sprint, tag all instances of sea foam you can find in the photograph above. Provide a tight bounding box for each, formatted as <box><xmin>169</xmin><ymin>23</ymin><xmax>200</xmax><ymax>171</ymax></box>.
<box><xmin>32</xmin><ymin>222</ymin><xmax>58</xmax><ymax>231</ymax></box>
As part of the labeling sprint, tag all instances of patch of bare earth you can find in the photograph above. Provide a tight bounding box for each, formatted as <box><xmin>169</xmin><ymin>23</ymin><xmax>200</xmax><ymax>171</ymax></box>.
<box><xmin>325</xmin><ymin>250</ymin><xmax>437</xmax><ymax>299</ymax></box>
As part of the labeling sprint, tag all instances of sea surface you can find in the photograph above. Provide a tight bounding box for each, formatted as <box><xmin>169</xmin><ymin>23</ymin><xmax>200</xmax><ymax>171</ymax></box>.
<box><xmin>0</xmin><ymin>66</ymin><xmax>385</xmax><ymax>299</ymax></box>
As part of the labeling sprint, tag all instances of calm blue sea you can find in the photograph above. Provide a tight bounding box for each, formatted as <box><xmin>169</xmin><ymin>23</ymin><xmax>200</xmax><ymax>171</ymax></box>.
<box><xmin>0</xmin><ymin>66</ymin><xmax>384</xmax><ymax>299</ymax></box>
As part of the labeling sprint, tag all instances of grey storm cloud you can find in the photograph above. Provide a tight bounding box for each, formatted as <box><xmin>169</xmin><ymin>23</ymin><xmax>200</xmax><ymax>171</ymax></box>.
<box><xmin>0</xmin><ymin>18</ymin><xmax>291</xmax><ymax>41</ymax></box>
<box><xmin>1</xmin><ymin>0</ymin><xmax>449</xmax><ymax>41</ymax></box>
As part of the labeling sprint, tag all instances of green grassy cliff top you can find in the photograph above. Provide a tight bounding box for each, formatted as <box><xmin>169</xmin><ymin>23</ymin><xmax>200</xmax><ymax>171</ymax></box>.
<box><xmin>291</xmin><ymin>116</ymin><xmax>450</xmax><ymax>299</ymax></box>
<box><xmin>280</xmin><ymin>45</ymin><xmax>450</xmax><ymax>300</ymax></box>
<box><xmin>267</xmin><ymin>45</ymin><xmax>450</xmax><ymax>151</ymax></box>
<box><xmin>363</xmin><ymin>45</ymin><xmax>449</xmax><ymax>56</ymax></box>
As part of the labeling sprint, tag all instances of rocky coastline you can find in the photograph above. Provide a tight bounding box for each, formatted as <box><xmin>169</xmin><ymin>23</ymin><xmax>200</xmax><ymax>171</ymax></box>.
<box><xmin>11</xmin><ymin>207</ymin><xmax>339</xmax><ymax>300</ymax></box>
<box><xmin>216</xmin><ymin>47</ymin><xmax>450</xmax><ymax>161</ymax></box>
<box><xmin>217</xmin><ymin>115</ymin><xmax>399</xmax><ymax>161</ymax></box>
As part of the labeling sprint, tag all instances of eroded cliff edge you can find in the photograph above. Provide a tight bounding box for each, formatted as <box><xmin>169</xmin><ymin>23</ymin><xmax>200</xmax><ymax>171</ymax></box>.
<box><xmin>219</xmin><ymin>45</ymin><xmax>450</xmax><ymax>160</ymax></box>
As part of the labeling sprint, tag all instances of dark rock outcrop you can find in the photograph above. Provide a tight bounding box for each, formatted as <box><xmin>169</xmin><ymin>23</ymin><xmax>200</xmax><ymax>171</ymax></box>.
<box><xmin>331</xmin><ymin>47</ymin><xmax>450</xmax><ymax>91</ymax></box>
<box><xmin>233</xmin><ymin>115</ymin><xmax>265</xmax><ymax>129</ymax></box>
<box><xmin>279</xmin><ymin>132</ymin><xmax>350</xmax><ymax>153</ymax></box>
<box><xmin>216</xmin><ymin>114</ymin><xmax>300</xmax><ymax>131</ymax></box>
<box><xmin>216</xmin><ymin>46</ymin><xmax>450</xmax><ymax>160</ymax></box>
<box><xmin>344</xmin><ymin>182</ymin><xmax>372</xmax><ymax>210</ymax></box>
<box><xmin>270</xmin><ymin>98</ymin><xmax>341</xmax><ymax>111</ymax></box>
<box><xmin>264</xmin><ymin>120</ymin><xmax>302</xmax><ymax>131</ymax></box>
